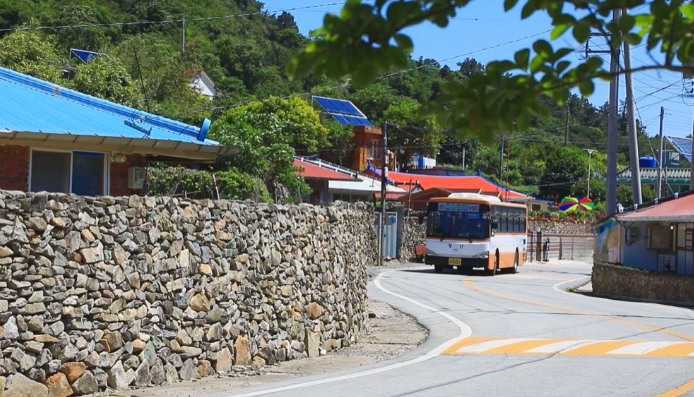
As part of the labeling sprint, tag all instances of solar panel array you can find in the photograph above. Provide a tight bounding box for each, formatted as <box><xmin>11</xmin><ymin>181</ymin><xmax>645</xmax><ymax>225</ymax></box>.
<box><xmin>666</xmin><ymin>136</ymin><xmax>693</xmax><ymax>162</ymax></box>
<box><xmin>313</xmin><ymin>96</ymin><xmax>373</xmax><ymax>127</ymax></box>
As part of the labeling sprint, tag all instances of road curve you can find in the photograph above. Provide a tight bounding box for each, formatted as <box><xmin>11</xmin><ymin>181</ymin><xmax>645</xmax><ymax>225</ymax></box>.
<box><xmin>212</xmin><ymin>261</ymin><xmax>694</xmax><ymax>397</ymax></box>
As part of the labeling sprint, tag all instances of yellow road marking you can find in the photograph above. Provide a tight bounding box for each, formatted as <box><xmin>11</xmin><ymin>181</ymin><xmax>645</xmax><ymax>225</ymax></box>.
<box><xmin>646</xmin><ymin>343</ymin><xmax>694</xmax><ymax>357</ymax></box>
<box><xmin>483</xmin><ymin>338</ymin><xmax>568</xmax><ymax>354</ymax></box>
<box><xmin>462</xmin><ymin>277</ymin><xmax>694</xmax><ymax>342</ymax></box>
<box><xmin>652</xmin><ymin>379</ymin><xmax>694</xmax><ymax>397</ymax></box>
<box><xmin>561</xmin><ymin>340</ymin><xmax>636</xmax><ymax>356</ymax></box>
<box><xmin>442</xmin><ymin>338</ymin><xmax>694</xmax><ymax>357</ymax></box>
<box><xmin>441</xmin><ymin>337</ymin><xmax>494</xmax><ymax>355</ymax></box>
<box><xmin>497</xmin><ymin>275</ymin><xmax>573</xmax><ymax>281</ymax></box>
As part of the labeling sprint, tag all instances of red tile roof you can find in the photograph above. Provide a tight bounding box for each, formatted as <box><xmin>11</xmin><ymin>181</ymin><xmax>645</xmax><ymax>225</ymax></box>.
<box><xmin>294</xmin><ymin>159</ymin><xmax>355</xmax><ymax>181</ymax></box>
<box><xmin>385</xmin><ymin>171</ymin><xmax>530</xmax><ymax>200</ymax></box>
<box><xmin>616</xmin><ymin>192</ymin><xmax>694</xmax><ymax>222</ymax></box>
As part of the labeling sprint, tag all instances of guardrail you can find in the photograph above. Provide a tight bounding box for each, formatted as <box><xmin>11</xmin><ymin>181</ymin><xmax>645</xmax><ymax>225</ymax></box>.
<box><xmin>527</xmin><ymin>233</ymin><xmax>594</xmax><ymax>262</ymax></box>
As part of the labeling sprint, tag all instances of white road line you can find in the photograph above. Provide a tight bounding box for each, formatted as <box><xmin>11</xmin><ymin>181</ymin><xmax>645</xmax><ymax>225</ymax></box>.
<box><xmin>224</xmin><ymin>270</ymin><xmax>472</xmax><ymax>397</ymax></box>
<box><xmin>456</xmin><ymin>338</ymin><xmax>539</xmax><ymax>353</ymax></box>
<box><xmin>607</xmin><ymin>341</ymin><xmax>686</xmax><ymax>355</ymax></box>
<box><xmin>525</xmin><ymin>340</ymin><xmax>598</xmax><ymax>354</ymax></box>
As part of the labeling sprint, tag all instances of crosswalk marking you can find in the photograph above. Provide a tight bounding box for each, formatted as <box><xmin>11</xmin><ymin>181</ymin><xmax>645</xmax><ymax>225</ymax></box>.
<box><xmin>442</xmin><ymin>337</ymin><xmax>694</xmax><ymax>357</ymax></box>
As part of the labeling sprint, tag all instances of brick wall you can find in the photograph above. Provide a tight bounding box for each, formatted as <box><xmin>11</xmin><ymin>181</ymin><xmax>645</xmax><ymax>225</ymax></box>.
<box><xmin>109</xmin><ymin>154</ymin><xmax>146</xmax><ymax>197</ymax></box>
<box><xmin>0</xmin><ymin>145</ymin><xmax>30</xmax><ymax>191</ymax></box>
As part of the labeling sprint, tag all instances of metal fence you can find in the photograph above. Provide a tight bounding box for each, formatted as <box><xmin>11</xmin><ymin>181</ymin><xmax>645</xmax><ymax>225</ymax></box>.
<box><xmin>527</xmin><ymin>233</ymin><xmax>594</xmax><ymax>262</ymax></box>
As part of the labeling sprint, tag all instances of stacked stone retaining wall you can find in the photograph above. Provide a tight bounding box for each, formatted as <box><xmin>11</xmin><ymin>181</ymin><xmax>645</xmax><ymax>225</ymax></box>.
<box><xmin>592</xmin><ymin>263</ymin><xmax>694</xmax><ymax>304</ymax></box>
<box><xmin>0</xmin><ymin>191</ymin><xmax>376</xmax><ymax>396</ymax></box>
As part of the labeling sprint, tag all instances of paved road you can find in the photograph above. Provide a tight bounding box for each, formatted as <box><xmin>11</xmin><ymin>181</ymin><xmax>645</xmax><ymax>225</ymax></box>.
<box><xmin>211</xmin><ymin>261</ymin><xmax>694</xmax><ymax>397</ymax></box>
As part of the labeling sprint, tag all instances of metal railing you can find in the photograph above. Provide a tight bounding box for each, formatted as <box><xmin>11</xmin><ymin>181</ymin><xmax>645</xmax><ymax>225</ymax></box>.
<box><xmin>527</xmin><ymin>232</ymin><xmax>594</xmax><ymax>262</ymax></box>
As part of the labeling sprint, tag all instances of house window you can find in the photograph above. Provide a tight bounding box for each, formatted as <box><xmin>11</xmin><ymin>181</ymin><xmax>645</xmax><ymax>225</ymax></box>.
<box><xmin>677</xmin><ymin>223</ymin><xmax>694</xmax><ymax>250</ymax></box>
<box><xmin>31</xmin><ymin>150</ymin><xmax>107</xmax><ymax>196</ymax></box>
<box><xmin>367</xmin><ymin>139</ymin><xmax>382</xmax><ymax>160</ymax></box>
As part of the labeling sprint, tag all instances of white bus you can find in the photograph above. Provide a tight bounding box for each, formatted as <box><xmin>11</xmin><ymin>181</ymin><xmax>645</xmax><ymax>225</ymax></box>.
<box><xmin>423</xmin><ymin>193</ymin><xmax>528</xmax><ymax>275</ymax></box>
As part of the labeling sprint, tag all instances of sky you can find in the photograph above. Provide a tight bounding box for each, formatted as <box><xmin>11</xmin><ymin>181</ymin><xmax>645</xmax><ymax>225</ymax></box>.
<box><xmin>261</xmin><ymin>0</ymin><xmax>694</xmax><ymax>154</ymax></box>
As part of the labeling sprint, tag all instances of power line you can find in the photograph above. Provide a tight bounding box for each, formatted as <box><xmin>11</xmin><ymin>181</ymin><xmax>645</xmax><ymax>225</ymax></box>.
<box><xmin>0</xmin><ymin>3</ymin><xmax>344</xmax><ymax>32</ymax></box>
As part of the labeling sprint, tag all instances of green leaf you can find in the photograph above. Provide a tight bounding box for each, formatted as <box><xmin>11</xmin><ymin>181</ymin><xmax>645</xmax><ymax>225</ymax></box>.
<box><xmin>681</xmin><ymin>3</ymin><xmax>694</xmax><ymax>19</ymax></box>
<box><xmin>551</xmin><ymin>24</ymin><xmax>571</xmax><ymax>40</ymax></box>
<box><xmin>504</xmin><ymin>0</ymin><xmax>520</xmax><ymax>12</ymax></box>
<box><xmin>578</xmin><ymin>80</ymin><xmax>595</xmax><ymax>97</ymax></box>
<box><xmin>514</xmin><ymin>49</ymin><xmax>530</xmax><ymax>70</ymax></box>
<box><xmin>532</xmin><ymin>40</ymin><xmax>552</xmax><ymax>56</ymax></box>
<box><xmin>393</xmin><ymin>34</ymin><xmax>414</xmax><ymax>53</ymax></box>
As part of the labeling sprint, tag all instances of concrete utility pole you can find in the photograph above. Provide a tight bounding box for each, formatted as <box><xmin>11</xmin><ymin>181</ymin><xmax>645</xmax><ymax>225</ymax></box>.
<box><xmin>623</xmin><ymin>22</ymin><xmax>643</xmax><ymax>206</ymax></box>
<box><xmin>462</xmin><ymin>142</ymin><xmax>466</xmax><ymax>171</ymax></box>
<box><xmin>607</xmin><ymin>9</ymin><xmax>621</xmax><ymax>214</ymax></box>
<box><xmin>499</xmin><ymin>135</ymin><xmax>505</xmax><ymax>181</ymax></box>
<box><xmin>583</xmin><ymin>149</ymin><xmax>597</xmax><ymax>199</ymax></box>
<box><xmin>657</xmin><ymin>106</ymin><xmax>665</xmax><ymax>198</ymax></box>
<box><xmin>585</xmin><ymin>12</ymin><xmax>620</xmax><ymax>214</ymax></box>
<box><xmin>378</xmin><ymin>122</ymin><xmax>388</xmax><ymax>267</ymax></box>
<box><xmin>691</xmin><ymin>108</ymin><xmax>694</xmax><ymax>191</ymax></box>
<box><xmin>565</xmin><ymin>103</ymin><xmax>570</xmax><ymax>146</ymax></box>
<box><xmin>182</xmin><ymin>19</ymin><xmax>186</xmax><ymax>52</ymax></box>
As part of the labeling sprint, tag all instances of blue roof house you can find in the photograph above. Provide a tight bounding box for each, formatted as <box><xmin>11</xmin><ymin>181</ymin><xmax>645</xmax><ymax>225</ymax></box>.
<box><xmin>0</xmin><ymin>66</ymin><xmax>236</xmax><ymax>197</ymax></box>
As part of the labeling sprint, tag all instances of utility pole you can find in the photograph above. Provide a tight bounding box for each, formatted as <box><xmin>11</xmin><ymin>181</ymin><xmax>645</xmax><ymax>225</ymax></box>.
<box><xmin>623</xmin><ymin>21</ymin><xmax>642</xmax><ymax>206</ymax></box>
<box><xmin>607</xmin><ymin>10</ymin><xmax>621</xmax><ymax>214</ymax></box>
<box><xmin>182</xmin><ymin>19</ymin><xmax>186</xmax><ymax>52</ymax></box>
<box><xmin>378</xmin><ymin>122</ymin><xmax>388</xmax><ymax>267</ymax></box>
<box><xmin>657</xmin><ymin>106</ymin><xmax>665</xmax><ymax>198</ymax></box>
<box><xmin>585</xmin><ymin>13</ymin><xmax>620</xmax><ymax>214</ymax></box>
<box><xmin>583</xmin><ymin>149</ymin><xmax>597</xmax><ymax>199</ymax></box>
<box><xmin>498</xmin><ymin>135</ymin><xmax>505</xmax><ymax>181</ymax></box>
<box><xmin>691</xmin><ymin>108</ymin><xmax>694</xmax><ymax>191</ymax></box>
<box><xmin>461</xmin><ymin>141</ymin><xmax>466</xmax><ymax>172</ymax></box>
<box><xmin>565</xmin><ymin>103</ymin><xmax>570</xmax><ymax>146</ymax></box>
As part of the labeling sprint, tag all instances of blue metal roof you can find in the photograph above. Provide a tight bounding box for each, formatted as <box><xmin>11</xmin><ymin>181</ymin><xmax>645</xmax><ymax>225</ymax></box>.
<box><xmin>0</xmin><ymin>66</ymin><xmax>219</xmax><ymax>146</ymax></box>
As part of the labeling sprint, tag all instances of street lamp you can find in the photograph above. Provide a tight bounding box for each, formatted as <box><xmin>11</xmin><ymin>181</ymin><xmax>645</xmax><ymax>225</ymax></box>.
<box><xmin>583</xmin><ymin>149</ymin><xmax>597</xmax><ymax>198</ymax></box>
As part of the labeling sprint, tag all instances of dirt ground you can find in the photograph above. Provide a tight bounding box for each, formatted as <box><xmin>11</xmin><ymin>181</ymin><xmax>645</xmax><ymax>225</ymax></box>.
<box><xmin>90</xmin><ymin>268</ymin><xmax>428</xmax><ymax>397</ymax></box>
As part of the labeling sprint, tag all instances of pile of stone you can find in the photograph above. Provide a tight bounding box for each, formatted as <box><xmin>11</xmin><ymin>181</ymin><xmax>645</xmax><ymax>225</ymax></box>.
<box><xmin>0</xmin><ymin>191</ymin><xmax>376</xmax><ymax>396</ymax></box>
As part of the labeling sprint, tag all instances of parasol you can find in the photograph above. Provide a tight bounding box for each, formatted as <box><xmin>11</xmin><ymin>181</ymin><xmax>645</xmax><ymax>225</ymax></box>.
<box><xmin>558</xmin><ymin>196</ymin><xmax>595</xmax><ymax>212</ymax></box>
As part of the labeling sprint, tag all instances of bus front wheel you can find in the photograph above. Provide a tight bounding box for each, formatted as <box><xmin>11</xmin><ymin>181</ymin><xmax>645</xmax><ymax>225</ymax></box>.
<box><xmin>486</xmin><ymin>253</ymin><xmax>498</xmax><ymax>276</ymax></box>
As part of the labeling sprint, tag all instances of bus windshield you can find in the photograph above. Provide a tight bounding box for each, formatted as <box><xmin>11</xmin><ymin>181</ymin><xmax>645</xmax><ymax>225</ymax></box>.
<box><xmin>426</xmin><ymin>202</ymin><xmax>491</xmax><ymax>239</ymax></box>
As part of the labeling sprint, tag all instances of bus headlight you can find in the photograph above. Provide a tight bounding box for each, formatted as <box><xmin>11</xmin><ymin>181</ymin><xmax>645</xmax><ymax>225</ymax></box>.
<box><xmin>472</xmin><ymin>251</ymin><xmax>489</xmax><ymax>259</ymax></box>
<box><xmin>426</xmin><ymin>248</ymin><xmax>435</xmax><ymax>256</ymax></box>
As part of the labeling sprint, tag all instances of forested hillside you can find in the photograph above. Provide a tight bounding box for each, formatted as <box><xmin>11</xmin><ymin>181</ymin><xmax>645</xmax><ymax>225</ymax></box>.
<box><xmin>0</xmin><ymin>0</ymin><xmax>674</xmax><ymax>205</ymax></box>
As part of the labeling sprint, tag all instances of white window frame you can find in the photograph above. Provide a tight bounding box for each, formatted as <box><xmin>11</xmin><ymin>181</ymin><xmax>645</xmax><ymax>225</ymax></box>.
<box><xmin>29</xmin><ymin>149</ymin><xmax>110</xmax><ymax>196</ymax></box>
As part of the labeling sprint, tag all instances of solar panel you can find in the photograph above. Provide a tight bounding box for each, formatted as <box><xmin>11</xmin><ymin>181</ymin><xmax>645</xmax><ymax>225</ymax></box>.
<box><xmin>70</xmin><ymin>49</ymin><xmax>99</xmax><ymax>63</ymax></box>
<box><xmin>666</xmin><ymin>136</ymin><xmax>693</xmax><ymax>162</ymax></box>
<box><xmin>314</xmin><ymin>96</ymin><xmax>373</xmax><ymax>127</ymax></box>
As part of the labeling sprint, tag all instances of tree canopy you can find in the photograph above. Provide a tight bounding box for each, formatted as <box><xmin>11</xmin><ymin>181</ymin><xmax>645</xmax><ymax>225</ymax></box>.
<box><xmin>286</xmin><ymin>0</ymin><xmax>694</xmax><ymax>143</ymax></box>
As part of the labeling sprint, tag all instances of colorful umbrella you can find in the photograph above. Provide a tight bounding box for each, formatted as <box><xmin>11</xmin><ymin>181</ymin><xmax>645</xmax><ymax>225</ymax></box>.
<box><xmin>559</xmin><ymin>196</ymin><xmax>595</xmax><ymax>212</ymax></box>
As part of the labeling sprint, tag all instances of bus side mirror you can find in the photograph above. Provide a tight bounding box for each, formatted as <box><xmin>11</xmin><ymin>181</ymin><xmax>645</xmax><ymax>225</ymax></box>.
<box><xmin>491</xmin><ymin>220</ymin><xmax>498</xmax><ymax>229</ymax></box>
<box><xmin>418</xmin><ymin>214</ymin><xmax>425</xmax><ymax>224</ymax></box>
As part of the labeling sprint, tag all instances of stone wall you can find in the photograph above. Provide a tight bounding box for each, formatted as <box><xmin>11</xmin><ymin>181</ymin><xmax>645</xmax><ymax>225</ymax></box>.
<box><xmin>528</xmin><ymin>220</ymin><xmax>591</xmax><ymax>235</ymax></box>
<box><xmin>592</xmin><ymin>263</ymin><xmax>694</xmax><ymax>304</ymax></box>
<box><xmin>399</xmin><ymin>213</ymin><xmax>426</xmax><ymax>261</ymax></box>
<box><xmin>0</xmin><ymin>191</ymin><xmax>376</xmax><ymax>396</ymax></box>
<box><xmin>397</xmin><ymin>214</ymin><xmax>592</xmax><ymax>261</ymax></box>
